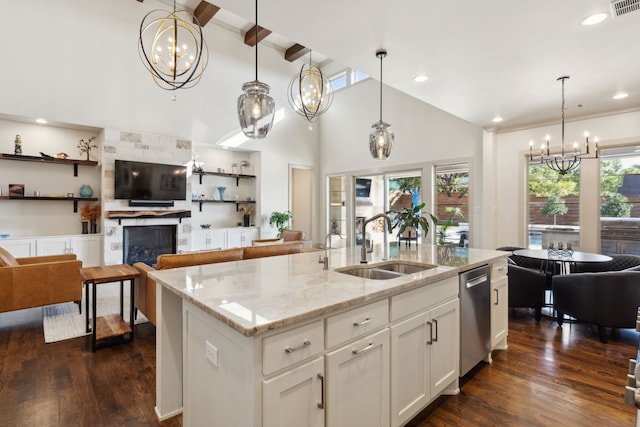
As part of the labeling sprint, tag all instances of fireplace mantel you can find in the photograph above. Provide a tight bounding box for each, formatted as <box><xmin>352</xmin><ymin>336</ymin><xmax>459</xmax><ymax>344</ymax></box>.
<box><xmin>107</xmin><ymin>210</ymin><xmax>191</xmax><ymax>224</ymax></box>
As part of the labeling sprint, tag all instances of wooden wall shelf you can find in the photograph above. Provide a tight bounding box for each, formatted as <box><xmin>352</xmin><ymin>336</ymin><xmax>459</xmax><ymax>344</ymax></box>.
<box><xmin>196</xmin><ymin>170</ymin><xmax>256</xmax><ymax>185</ymax></box>
<box><xmin>192</xmin><ymin>199</ymin><xmax>256</xmax><ymax>212</ymax></box>
<box><xmin>0</xmin><ymin>153</ymin><xmax>98</xmax><ymax>176</ymax></box>
<box><xmin>0</xmin><ymin>196</ymin><xmax>99</xmax><ymax>212</ymax></box>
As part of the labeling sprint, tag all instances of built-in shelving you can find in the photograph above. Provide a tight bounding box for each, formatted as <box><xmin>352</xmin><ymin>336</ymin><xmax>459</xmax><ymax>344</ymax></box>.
<box><xmin>0</xmin><ymin>153</ymin><xmax>98</xmax><ymax>176</ymax></box>
<box><xmin>0</xmin><ymin>196</ymin><xmax>99</xmax><ymax>212</ymax></box>
<box><xmin>192</xmin><ymin>199</ymin><xmax>256</xmax><ymax>212</ymax></box>
<box><xmin>196</xmin><ymin>170</ymin><xmax>256</xmax><ymax>185</ymax></box>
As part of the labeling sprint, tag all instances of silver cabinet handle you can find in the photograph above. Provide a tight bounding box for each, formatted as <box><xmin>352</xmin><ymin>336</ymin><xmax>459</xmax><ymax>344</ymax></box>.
<box><xmin>432</xmin><ymin>319</ymin><xmax>438</xmax><ymax>343</ymax></box>
<box><xmin>494</xmin><ymin>288</ymin><xmax>499</xmax><ymax>305</ymax></box>
<box><xmin>285</xmin><ymin>339</ymin><xmax>311</xmax><ymax>353</ymax></box>
<box><xmin>427</xmin><ymin>321</ymin><xmax>433</xmax><ymax>345</ymax></box>
<box><xmin>497</xmin><ymin>266</ymin><xmax>505</xmax><ymax>271</ymax></box>
<box><xmin>317</xmin><ymin>373</ymin><xmax>325</xmax><ymax>409</ymax></box>
<box><xmin>353</xmin><ymin>317</ymin><xmax>371</xmax><ymax>326</ymax></box>
<box><xmin>352</xmin><ymin>342</ymin><xmax>374</xmax><ymax>355</ymax></box>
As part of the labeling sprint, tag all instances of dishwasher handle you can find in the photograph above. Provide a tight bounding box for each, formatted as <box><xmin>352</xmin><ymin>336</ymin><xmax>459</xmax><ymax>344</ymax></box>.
<box><xmin>465</xmin><ymin>274</ymin><xmax>488</xmax><ymax>288</ymax></box>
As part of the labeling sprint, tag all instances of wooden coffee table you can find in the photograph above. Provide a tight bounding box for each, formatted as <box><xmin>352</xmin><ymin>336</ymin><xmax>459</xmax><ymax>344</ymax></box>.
<box><xmin>80</xmin><ymin>264</ymin><xmax>140</xmax><ymax>352</ymax></box>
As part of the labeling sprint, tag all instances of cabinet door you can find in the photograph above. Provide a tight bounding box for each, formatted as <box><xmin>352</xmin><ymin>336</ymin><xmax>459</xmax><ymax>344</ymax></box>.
<box><xmin>36</xmin><ymin>237</ymin><xmax>69</xmax><ymax>255</ymax></box>
<box><xmin>0</xmin><ymin>238</ymin><xmax>36</xmax><ymax>257</ymax></box>
<box><xmin>390</xmin><ymin>312</ymin><xmax>430</xmax><ymax>427</ymax></box>
<box><xmin>263</xmin><ymin>357</ymin><xmax>324</xmax><ymax>427</ymax></box>
<box><xmin>326</xmin><ymin>328</ymin><xmax>390</xmax><ymax>427</ymax></box>
<box><xmin>429</xmin><ymin>299</ymin><xmax>459</xmax><ymax>397</ymax></box>
<box><xmin>227</xmin><ymin>228</ymin><xmax>242</xmax><ymax>248</ymax></box>
<box><xmin>70</xmin><ymin>235</ymin><xmax>102</xmax><ymax>267</ymax></box>
<box><xmin>242</xmin><ymin>228</ymin><xmax>259</xmax><ymax>246</ymax></box>
<box><xmin>491</xmin><ymin>276</ymin><xmax>508</xmax><ymax>350</ymax></box>
<box><xmin>210</xmin><ymin>229</ymin><xmax>227</xmax><ymax>249</ymax></box>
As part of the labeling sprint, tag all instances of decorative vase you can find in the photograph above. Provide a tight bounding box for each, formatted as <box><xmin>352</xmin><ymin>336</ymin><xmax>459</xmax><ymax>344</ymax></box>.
<box><xmin>86</xmin><ymin>151</ymin><xmax>90</xmax><ymax>161</ymax></box>
<box><xmin>217</xmin><ymin>186</ymin><xmax>226</xmax><ymax>201</ymax></box>
<box><xmin>79</xmin><ymin>184</ymin><xmax>93</xmax><ymax>198</ymax></box>
<box><xmin>243</xmin><ymin>214</ymin><xmax>250</xmax><ymax>227</ymax></box>
<box><xmin>81</xmin><ymin>221</ymin><xmax>89</xmax><ymax>234</ymax></box>
<box><xmin>90</xmin><ymin>219</ymin><xmax>98</xmax><ymax>234</ymax></box>
<box><xmin>14</xmin><ymin>135</ymin><xmax>22</xmax><ymax>155</ymax></box>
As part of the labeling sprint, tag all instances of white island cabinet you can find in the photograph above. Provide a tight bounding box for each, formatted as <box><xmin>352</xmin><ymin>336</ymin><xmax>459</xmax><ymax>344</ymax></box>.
<box><xmin>490</xmin><ymin>259</ymin><xmax>509</xmax><ymax>350</ymax></box>
<box><xmin>151</xmin><ymin>246</ymin><xmax>508</xmax><ymax>426</ymax></box>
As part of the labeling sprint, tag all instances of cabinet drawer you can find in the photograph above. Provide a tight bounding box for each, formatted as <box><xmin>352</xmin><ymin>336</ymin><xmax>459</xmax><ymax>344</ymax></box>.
<box><xmin>326</xmin><ymin>299</ymin><xmax>389</xmax><ymax>349</ymax></box>
<box><xmin>390</xmin><ymin>276</ymin><xmax>458</xmax><ymax>322</ymax></box>
<box><xmin>491</xmin><ymin>259</ymin><xmax>508</xmax><ymax>279</ymax></box>
<box><xmin>263</xmin><ymin>320</ymin><xmax>324</xmax><ymax>376</ymax></box>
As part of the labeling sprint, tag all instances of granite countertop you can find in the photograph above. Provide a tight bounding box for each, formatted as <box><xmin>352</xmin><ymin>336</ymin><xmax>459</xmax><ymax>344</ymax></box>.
<box><xmin>150</xmin><ymin>244</ymin><xmax>508</xmax><ymax>337</ymax></box>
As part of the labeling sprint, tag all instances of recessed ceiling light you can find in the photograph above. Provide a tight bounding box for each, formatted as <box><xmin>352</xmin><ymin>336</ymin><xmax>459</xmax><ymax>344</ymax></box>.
<box><xmin>492</xmin><ymin>116</ymin><xmax>503</xmax><ymax>123</ymax></box>
<box><xmin>613</xmin><ymin>92</ymin><xmax>629</xmax><ymax>100</ymax></box>
<box><xmin>35</xmin><ymin>118</ymin><xmax>47</xmax><ymax>124</ymax></box>
<box><xmin>581</xmin><ymin>12</ymin><xmax>607</xmax><ymax>26</ymax></box>
<box><xmin>413</xmin><ymin>74</ymin><xmax>429</xmax><ymax>83</ymax></box>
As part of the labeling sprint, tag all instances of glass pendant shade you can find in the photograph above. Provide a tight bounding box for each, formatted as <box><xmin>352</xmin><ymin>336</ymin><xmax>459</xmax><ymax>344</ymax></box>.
<box><xmin>238</xmin><ymin>80</ymin><xmax>275</xmax><ymax>138</ymax></box>
<box><xmin>369</xmin><ymin>120</ymin><xmax>394</xmax><ymax>159</ymax></box>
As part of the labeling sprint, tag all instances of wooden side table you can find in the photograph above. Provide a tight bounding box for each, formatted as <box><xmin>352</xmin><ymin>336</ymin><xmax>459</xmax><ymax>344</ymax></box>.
<box><xmin>79</xmin><ymin>264</ymin><xmax>140</xmax><ymax>352</ymax></box>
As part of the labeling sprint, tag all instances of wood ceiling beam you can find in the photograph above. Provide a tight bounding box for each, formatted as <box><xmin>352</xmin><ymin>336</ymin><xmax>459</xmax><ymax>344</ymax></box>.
<box><xmin>244</xmin><ymin>25</ymin><xmax>272</xmax><ymax>47</ymax></box>
<box><xmin>284</xmin><ymin>44</ymin><xmax>310</xmax><ymax>62</ymax></box>
<box><xmin>193</xmin><ymin>1</ymin><xmax>220</xmax><ymax>26</ymax></box>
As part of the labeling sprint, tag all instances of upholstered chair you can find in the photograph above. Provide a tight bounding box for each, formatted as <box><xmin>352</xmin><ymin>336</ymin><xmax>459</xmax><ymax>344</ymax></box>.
<box><xmin>507</xmin><ymin>264</ymin><xmax>547</xmax><ymax>321</ymax></box>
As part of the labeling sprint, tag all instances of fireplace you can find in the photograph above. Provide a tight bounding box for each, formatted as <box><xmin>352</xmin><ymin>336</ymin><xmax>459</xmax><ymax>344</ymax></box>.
<box><xmin>123</xmin><ymin>225</ymin><xmax>177</xmax><ymax>266</ymax></box>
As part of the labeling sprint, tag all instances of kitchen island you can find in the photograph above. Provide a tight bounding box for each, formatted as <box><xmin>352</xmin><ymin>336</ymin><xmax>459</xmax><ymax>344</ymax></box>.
<box><xmin>151</xmin><ymin>244</ymin><xmax>508</xmax><ymax>426</ymax></box>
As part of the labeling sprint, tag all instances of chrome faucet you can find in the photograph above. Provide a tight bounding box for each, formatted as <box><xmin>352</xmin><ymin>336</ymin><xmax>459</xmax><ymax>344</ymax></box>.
<box><xmin>319</xmin><ymin>231</ymin><xmax>342</xmax><ymax>270</ymax></box>
<box><xmin>361</xmin><ymin>213</ymin><xmax>393</xmax><ymax>264</ymax></box>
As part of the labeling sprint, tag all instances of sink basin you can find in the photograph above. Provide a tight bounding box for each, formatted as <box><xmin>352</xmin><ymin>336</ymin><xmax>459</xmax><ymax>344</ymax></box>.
<box><xmin>335</xmin><ymin>261</ymin><xmax>437</xmax><ymax>280</ymax></box>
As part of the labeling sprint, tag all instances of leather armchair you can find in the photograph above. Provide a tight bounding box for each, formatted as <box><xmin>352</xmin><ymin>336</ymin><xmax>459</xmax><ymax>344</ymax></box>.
<box><xmin>0</xmin><ymin>247</ymin><xmax>82</xmax><ymax>313</ymax></box>
<box><xmin>552</xmin><ymin>271</ymin><xmax>640</xmax><ymax>342</ymax></box>
<box><xmin>507</xmin><ymin>264</ymin><xmax>547</xmax><ymax>321</ymax></box>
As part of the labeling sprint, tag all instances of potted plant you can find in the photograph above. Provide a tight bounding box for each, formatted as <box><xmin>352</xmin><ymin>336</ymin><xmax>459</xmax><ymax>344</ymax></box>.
<box><xmin>388</xmin><ymin>202</ymin><xmax>437</xmax><ymax>244</ymax></box>
<box><xmin>269</xmin><ymin>210</ymin><xmax>293</xmax><ymax>237</ymax></box>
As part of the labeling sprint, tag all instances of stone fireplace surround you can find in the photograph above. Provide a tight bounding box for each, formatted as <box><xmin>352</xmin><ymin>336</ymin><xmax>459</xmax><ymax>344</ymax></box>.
<box><xmin>101</xmin><ymin>129</ymin><xmax>192</xmax><ymax>266</ymax></box>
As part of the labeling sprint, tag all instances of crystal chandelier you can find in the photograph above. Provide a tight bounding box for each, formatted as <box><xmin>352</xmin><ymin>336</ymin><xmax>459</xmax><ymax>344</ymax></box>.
<box><xmin>237</xmin><ymin>0</ymin><xmax>275</xmax><ymax>139</ymax></box>
<box><xmin>287</xmin><ymin>51</ymin><xmax>333</xmax><ymax>129</ymax></box>
<box><xmin>529</xmin><ymin>76</ymin><xmax>598</xmax><ymax>175</ymax></box>
<box><xmin>369</xmin><ymin>49</ymin><xmax>394</xmax><ymax>159</ymax></box>
<box><xmin>138</xmin><ymin>0</ymin><xmax>208</xmax><ymax>91</ymax></box>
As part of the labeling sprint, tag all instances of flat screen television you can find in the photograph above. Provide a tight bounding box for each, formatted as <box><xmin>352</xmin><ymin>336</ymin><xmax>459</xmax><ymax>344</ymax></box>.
<box><xmin>355</xmin><ymin>178</ymin><xmax>372</xmax><ymax>197</ymax></box>
<box><xmin>114</xmin><ymin>160</ymin><xmax>187</xmax><ymax>201</ymax></box>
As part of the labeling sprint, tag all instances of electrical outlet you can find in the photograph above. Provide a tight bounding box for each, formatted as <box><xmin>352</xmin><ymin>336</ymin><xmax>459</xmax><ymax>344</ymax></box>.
<box><xmin>205</xmin><ymin>341</ymin><xmax>218</xmax><ymax>367</ymax></box>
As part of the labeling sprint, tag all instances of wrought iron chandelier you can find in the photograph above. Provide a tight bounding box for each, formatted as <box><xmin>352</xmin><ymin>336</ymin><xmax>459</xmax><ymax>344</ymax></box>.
<box><xmin>237</xmin><ymin>0</ymin><xmax>275</xmax><ymax>139</ymax></box>
<box><xmin>287</xmin><ymin>51</ymin><xmax>333</xmax><ymax>129</ymax></box>
<box><xmin>369</xmin><ymin>49</ymin><xmax>394</xmax><ymax>159</ymax></box>
<box><xmin>529</xmin><ymin>76</ymin><xmax>598</xmax><ymax>175</ymax></box>
<box><xmin>138</xmin><ymin>0</ymin><xmax>209</xmax><ymax>91</ymax></box>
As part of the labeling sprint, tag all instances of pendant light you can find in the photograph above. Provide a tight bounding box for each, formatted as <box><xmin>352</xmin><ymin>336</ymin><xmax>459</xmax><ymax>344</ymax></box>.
<box><xmin>287</xmin><ymin>51</ymin><xmax>334</xmax><ymax>129</ymax></box>
<box><xmin>237</xmin><ymin>0</ymin><xmax>275</xmax><ymax>139</ymax></box>
<box><xmin>369</xmin><ymin>49</ymin><xmax>394</xmax><ymax>159</ymax></box>
<box><xmin>138</xmin><ymin>0</ymin><xmax>208</xmax><ymax>91</ymax></box>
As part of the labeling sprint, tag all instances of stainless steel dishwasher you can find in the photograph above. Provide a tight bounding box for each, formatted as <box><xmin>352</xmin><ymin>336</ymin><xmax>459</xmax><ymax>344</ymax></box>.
<box><xmin>459</xmin><ymin>264</ymin><xmax>491</xmax><ymax>377</ymax></box>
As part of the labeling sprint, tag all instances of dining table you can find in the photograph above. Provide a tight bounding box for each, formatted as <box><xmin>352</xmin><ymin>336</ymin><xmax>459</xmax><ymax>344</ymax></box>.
<box><xmin>512</xmin><ymin>249</ymin><xmax>612</xmax><ymax>275</ymax></box>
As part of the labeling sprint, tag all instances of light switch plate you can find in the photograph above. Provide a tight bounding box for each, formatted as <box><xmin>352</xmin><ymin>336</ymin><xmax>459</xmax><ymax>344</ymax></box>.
<box><xmin>205</xmin><ymin>340</ymin><xmax>218</xmax><ymax>367</ymax></box>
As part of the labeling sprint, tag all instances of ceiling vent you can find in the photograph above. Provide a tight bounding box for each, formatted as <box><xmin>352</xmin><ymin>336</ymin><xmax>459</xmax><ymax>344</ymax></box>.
<box><xmin>610</xmin><ymin>0</ymin><xmax>640</xmax><ymax>17</ymax></box>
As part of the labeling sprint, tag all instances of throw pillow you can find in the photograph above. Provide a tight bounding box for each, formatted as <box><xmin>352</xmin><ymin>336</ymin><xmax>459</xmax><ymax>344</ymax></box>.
<box><xmin>252</xmin><ymin>238</ymin><xmax>283</xmax><ymax>246</ymax></box>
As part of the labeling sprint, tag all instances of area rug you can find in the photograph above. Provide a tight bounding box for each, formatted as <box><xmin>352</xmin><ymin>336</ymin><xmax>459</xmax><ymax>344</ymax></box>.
<box><xmin>42</xmin><ymin>281</ymin><xmax>148</xmax><ymax>343</ymax></box>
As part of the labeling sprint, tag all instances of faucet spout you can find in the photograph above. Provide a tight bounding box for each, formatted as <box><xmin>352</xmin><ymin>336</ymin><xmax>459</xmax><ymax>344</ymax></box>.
<box><xmin>320</xmin><ymin>231</ymin><xmax>342</xmax><ymax>270</ymax></box>
<box><xmin>361</xmin><ymin>213</ymin><xmax>393</xmax><ymax>264</ymax></box>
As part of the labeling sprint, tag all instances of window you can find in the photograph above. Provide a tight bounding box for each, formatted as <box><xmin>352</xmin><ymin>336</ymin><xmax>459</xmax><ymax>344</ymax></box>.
<box><xmin>599</xmin><ymin>146</ymin><xmax>640</xmax><ymax>255</ymax></box>
<box><xmin>527</xmin><ymin>164</ymin><xmax>580</xmax><ymax>249</ymax></box>
<box><xmin>434</xmin><ymin>163</ymin><xmax>469</xmax><ymax>246</ymax></box>
<box><xmin>329</xmin><ymin>71</ymin><xmax>347</xmax><ymax>91</ymax></box>
<box><xmin>351</xmin><ymin>70</ymin><xmax>369</xmax><ymax>84</ymax></box>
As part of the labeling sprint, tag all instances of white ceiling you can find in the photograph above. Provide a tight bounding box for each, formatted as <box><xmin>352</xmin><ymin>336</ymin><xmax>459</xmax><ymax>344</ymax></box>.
<box><xmin>176</xmin><ymin>0</ymin><xmax>640</xmax><ymax>133</ymax></box>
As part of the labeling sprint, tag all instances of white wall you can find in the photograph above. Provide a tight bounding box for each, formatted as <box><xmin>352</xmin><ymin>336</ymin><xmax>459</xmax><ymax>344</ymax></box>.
<box><xmin>494</xmin><ymin>110</ymin><xmax>640</xmax><ymax>250</ymax></box>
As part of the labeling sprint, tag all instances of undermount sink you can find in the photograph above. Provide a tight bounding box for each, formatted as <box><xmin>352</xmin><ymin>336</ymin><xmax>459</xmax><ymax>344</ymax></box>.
<box><xmin>335</xmin><ymin>261</ymin><xmax>437</xmax><ymax>280</ymax></box>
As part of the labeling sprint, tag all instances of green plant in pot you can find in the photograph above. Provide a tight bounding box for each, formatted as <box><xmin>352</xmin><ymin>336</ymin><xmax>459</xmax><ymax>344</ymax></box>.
<box><xmin>388</xmin><ymin>203</ymin><xmax>437</xmax><ymax>244</ymax></box>
<box><xmin>269</xmin><ymin>210</ymin><xmax>293</xmax><ymax>238</ymax></box>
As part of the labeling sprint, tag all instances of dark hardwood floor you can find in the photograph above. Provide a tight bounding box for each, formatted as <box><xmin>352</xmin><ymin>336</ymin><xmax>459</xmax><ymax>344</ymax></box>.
<box><xmin>0</xmin><ymin>306</ymin><xmax>637</xmax><ymax>426</ymax></box>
